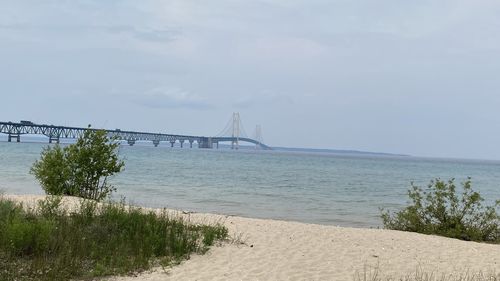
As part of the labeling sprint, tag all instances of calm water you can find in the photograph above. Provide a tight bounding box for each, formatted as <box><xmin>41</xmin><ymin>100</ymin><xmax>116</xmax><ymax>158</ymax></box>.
<box><xmin>1</xmin><ymin>141</ymin><xmax>499</xmax><ymax>227</ymax></box>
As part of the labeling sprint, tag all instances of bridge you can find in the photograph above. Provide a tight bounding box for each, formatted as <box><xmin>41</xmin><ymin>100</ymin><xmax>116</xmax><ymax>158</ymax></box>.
<box><xmin>0</xmin><ymin>113</ymin><xmax>272</xmax><ymax>150</ymax></box>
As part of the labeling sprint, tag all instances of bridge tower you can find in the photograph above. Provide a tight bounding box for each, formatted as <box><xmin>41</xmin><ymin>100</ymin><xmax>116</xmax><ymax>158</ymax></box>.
<box><xmin>231</xmin><ymin>112</ymin><xmax>240</xmax><ymax>150</ymax></box>
<box><xmin>254</xmin><ymin>125</ymin><xmax>263</xmax><ymax>149</ymax></box>
<box><xmin>214</xmin><ymin>112</ymin><xmax>267</xmax><ymax>149</ymax></box>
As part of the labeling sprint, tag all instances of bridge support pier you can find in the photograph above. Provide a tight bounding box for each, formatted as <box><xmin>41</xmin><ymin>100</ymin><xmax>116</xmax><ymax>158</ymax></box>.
<box><xmin>153</xmin><ymin>140</ymin><xmax>160</xmax><ymax>147</ymax></box>
<box><xmin>216</xmin><ymin>142</ymin><xmax>219</xmax><ymax>149</ymax></box>
<box><xmin>170</xmin><ymin>141</ymin><xmax>175</xmax><ymax>148</ymax></box>
<box><xmin>8</xmin><ymin>133</ymin><xmax>20</xmax><ymax>142</ymax></box>
<box><xmin>189</xmin><ymin>140</ymin><xmax>194</xmax><ymax>148</ymax></box>
<box><xmin>49</xmin><ymin>136</ymin><xmax>60</xmax><ymax>144</ymax></box>
<box><xmin>198</xmin><ymin>137</ymin><xmax>213</xmax><ymax>149</ymax></box>
<box><xmin>127</xmin><ymin>139</ymin><xmax>136</xmax><ymax>146</ymax></box>
<box><xmin>231</xmin><ymin>139</ymin><xmax>239</xmax><ymax>150</ymax></box>
<box><xmin>179</xmin><ymin>140</ymin><xmax>184</xmax><ymax>148</ymax></box>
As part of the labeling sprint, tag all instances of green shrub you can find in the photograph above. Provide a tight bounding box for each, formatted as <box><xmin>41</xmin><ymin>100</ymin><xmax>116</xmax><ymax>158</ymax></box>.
<box><xmin>381</xmin><ymin>178</ymin><xmax>500</xmax><ymax>243</ymax></box>
<box><xmin>37</xmin><ymin>195</ymin><xmax>65</xmax><ymax>217</ymax></box>
<box><xmin>31</xmin><ymin>129</ymin><xmax>124</xmax><ymax>201</ymax></box>
<box><xmin>30</xmin><ymin>145</ymin><xmax>73</xmax><ymax>196</ymax></box>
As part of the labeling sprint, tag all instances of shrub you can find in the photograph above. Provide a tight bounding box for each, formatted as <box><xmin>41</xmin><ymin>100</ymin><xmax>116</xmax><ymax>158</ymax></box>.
<box><xmin>31</xmin><ymin>129</ymin><xmax>124</xmax><ymax>201</ymax></box>
<box><xmin>381</xmin><ymin>178</ymin><xmax>500</xmax><ymax>243</ymax></box>
<box><xmin>30</xmin><ymin>145</ymin><xmax>73</xmax><ymax>196</ymax></box>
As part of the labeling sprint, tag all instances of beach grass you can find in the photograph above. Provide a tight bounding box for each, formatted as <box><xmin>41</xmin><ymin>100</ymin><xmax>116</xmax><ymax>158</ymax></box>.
<box><xmin>357</xmin><ymin>273</ymin><xmax>500</xmax><ymax>281</ymax></box>
<box><xmin>0</xmin><ymin>196</ymin><xmax>228</xmax><ymax>281</ymax></box>
<box><xmin>355</xmin><ymin>265</ymin><xmax>499</xmax><ymax>281</ymax></box>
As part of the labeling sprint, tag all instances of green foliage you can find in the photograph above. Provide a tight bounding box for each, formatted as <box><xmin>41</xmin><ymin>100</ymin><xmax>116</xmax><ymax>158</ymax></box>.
<box><xmin>199</xmin><ymin>224</ymin><xmax>229</xmax><ymax>248</ymax></box>
<box><xmin>381</xmin><ymin>178</ymin><xmax>500</xmax><ymax>243</ymax></box>
<box><xmin>0</xmin><ymin>197</ymin><xmax>228</xmax><ymax>281</ymax></box>
<box><xmin>30</xmin><ymin>145</ymin><xmax>73</xmax><ymax>196</ymax></box>
<box><xmin>31</xmin><ymin>129</ymin><xmax>124</xmax><ymax>201</ymax></box>
<box><xmin>37</xmin><ymin>195</ymin><xmax>64</xmax><ymax>217</ymax></box>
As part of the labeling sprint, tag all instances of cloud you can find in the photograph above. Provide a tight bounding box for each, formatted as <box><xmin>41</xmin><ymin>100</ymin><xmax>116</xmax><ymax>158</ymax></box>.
<box><xmin>236</xmin><ymin>36</ymin><xmax>327</xmax><ymax>62</ymax></box>
<box><xmin>105</xmin><ymin>25</ymin><xmax>179</xmax><ymax>42</ymax></box>
<box><xmin>0</xmin><ymin>23</ymin><xmax>28</xmax><ymax>30</ymax></box>
<box><xmin>0</xmin><ymin>22</ymin><xmax>179</xmax><ymax>43</ymax></box>
<box><xmin>135</xmin><ymin>87</ymin><xmax>213</xmax><ymax>110</ymax></box>
<box><xmin>234</xmin><ymin>91</ymin><xmax>294</xmax><ymax>109</ymax></box>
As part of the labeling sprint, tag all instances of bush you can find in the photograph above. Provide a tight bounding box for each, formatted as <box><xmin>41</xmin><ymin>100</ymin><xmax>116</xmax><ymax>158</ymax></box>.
<box><xmin>381</xmin><ymin>178</ymin><xmax>500</xmax><ymax>243</ymax></box>
<box><xmin>31</xmin><ymin>129</ymin><xmax>124</xmax><ymax>201</ymax></box>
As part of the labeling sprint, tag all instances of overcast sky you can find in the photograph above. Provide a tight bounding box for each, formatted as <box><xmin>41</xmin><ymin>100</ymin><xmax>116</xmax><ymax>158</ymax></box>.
<box><xmin>1</xmin><ymin>1</ymin><xmax>500</xmax><ymax>159</ymax></box>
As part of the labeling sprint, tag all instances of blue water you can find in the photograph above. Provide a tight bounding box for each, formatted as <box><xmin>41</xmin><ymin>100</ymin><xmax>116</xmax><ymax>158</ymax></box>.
<box><xmin>1</xmin><ymin>141</ymin><xmax>499</xmax><ymax>227</ymax></box>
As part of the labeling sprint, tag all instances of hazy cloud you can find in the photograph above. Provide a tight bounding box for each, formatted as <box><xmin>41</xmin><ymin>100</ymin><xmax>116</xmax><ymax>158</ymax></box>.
<box><xmin>106</xmin><ymin>25</ymin><xmax>180</xmax><ymax>42</ymax></box>
<box><xmin>234</xmin><ymin>92</ymin><xmax>294</xmax><ymax>109</ymax></box>
<box><xmin>135</xmin><ymin>88</ymin><xmax>213</xmax><ymax>110</ymax></box>
<box><xmin>0</xmin><ymin>22</ymin><xmax>178</xmax><ymax>43</ymax></box>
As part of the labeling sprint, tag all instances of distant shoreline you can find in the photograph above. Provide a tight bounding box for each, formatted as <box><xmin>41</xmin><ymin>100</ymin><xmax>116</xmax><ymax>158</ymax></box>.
<box><xmin>0</xmin><ymin>135</ymin><xmax>407</xmax><ymax>157</ymax></box>
<box><xmin>271</xmin><ymin>146</ymin><xmax>410</xmax><ymax>157</ymax></box>
<box><xmin>6</xmin><ymin>136</ymin><xmax>500</xmax><ymax>162</ymax></box>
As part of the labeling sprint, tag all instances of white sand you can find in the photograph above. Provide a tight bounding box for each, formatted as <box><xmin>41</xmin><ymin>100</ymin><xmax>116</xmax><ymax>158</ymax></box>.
<box><xmin>4</xmin><ymin>194</ymin><xmax>500</xmax><ymax>280</ymax></box>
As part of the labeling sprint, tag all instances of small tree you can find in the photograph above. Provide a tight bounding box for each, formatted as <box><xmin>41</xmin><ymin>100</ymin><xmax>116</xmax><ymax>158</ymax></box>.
<box><xmin>31</xmin><ymin>129</ymin><xmax>124</xmax><ymax>201</ymax></box>
<box><xmin>381</xmin><ymin>178</ymin><xmax>500</xmax><ymax>243</ymax></box>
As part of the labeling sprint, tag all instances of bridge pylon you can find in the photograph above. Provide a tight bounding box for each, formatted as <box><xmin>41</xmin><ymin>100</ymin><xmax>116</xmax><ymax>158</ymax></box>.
<box><xmin>254</xmin><ymin>125</ymin><xmax>264</xmax><ymax>149</ymax></box>
<box><xmin>231</xmin><ymin>112</ymin><xmax>240</xmax><ymax>150</ymax></box>
<box><xmin>213</xmin><ymin>113</ymin><xmax>270</xmax><ymax>150</ymax></box>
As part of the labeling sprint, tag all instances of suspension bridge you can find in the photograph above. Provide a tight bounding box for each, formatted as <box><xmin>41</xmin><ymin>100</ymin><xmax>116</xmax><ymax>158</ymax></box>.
<box><xmin>0</xmin><ymin>113</ymin><xmax>271</xmax><ymax>150</ymax></box>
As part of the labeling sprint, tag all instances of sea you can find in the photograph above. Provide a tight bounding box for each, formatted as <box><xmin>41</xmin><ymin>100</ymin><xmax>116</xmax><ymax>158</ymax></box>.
<box><xmin>1</xmin><ymin>140</ymin><xmax>499</xmax><ymax>228</ymax></box>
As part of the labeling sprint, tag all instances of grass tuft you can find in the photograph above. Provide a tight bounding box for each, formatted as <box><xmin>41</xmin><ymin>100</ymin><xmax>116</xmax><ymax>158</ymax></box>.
<box><xmin>354</xmin><ymin>265</ymin><xmax>499</xmax><ymax>281</ymax></box>
<box><xmin>0</xmin><ymin>196</ymin><xmax>228</xmax><ymax>281</ymax></box>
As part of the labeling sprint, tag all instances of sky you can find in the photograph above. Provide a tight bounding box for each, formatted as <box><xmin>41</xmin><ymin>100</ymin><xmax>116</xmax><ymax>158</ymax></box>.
<box><xmin>1</xmin><ymin>0</ymin><xmax>500</xmax><ymax>160</ymax></box>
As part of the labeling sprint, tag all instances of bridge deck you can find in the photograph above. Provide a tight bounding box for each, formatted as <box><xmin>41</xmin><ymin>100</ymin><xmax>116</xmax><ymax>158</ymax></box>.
<box><xmin>0</xmin><ymin>121</ymin><xmax>271</xmax><ymax>150</ymax></box>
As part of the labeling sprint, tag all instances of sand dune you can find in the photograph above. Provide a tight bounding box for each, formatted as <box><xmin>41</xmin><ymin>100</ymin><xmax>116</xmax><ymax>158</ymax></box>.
<box><xmin>5</xmin><ymin>195</ymin><xmax>499</xmax><ymax>280</ymax></box>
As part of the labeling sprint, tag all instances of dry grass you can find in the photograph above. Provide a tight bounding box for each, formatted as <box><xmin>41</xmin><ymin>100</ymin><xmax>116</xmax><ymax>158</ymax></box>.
<box><xmin>355</xmin><ymin>265</ymin><xmax>499</xmax><ymax>281</ymax></box>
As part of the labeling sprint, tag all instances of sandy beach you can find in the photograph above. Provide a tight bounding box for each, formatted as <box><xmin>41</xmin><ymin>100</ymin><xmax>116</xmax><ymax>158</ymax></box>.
<box><xmin>4</xmin><ymin>194</ymin><xmax>499</xmax><ymax>280</ymax></box>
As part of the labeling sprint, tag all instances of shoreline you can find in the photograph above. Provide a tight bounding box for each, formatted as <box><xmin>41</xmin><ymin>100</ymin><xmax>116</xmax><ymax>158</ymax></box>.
<box><xmin>3</xmin><ymin>194</ymin><xmax>499</xmax><ymax>280</ymax></box>
<box><xmin>1</xmin><ymin>191</ymin><xmax>384</xmax><ymax>228</ymax></box>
